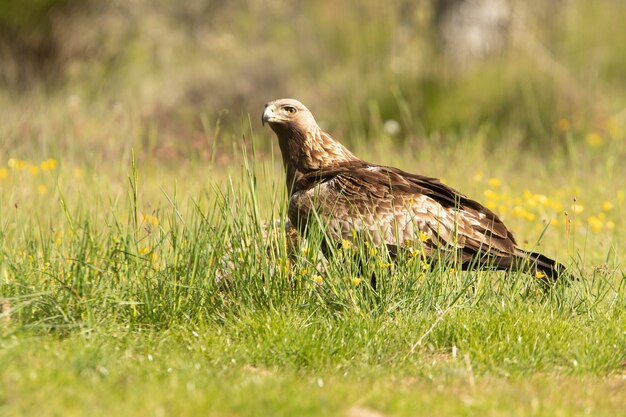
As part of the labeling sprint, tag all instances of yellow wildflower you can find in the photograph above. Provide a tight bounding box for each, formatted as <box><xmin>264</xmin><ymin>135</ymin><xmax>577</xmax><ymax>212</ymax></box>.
<box><xmin>587</xmin><ymin>216</ymin><xmax>603</xmax><ymax>233</ymax></box>
<box><xmin>585</xmin><ymin>132</ymin><xmax>603</xmax><ymax>147</ymax></box>
<box><xmin>37</xmin><ymin>184</ymin><xmax>47</xmax><ymax>194</ymax></box>
<box><xmin>352</xmin><ymin>277</ymin><xmax>362</xmax><ymax>287</ymax></box>
<box><xmin>312</xmin><ymin>275</ymin><xmax>323</xmax><ymax>285</ymax></box>
<box><xmin>512</xmin><ymin>206</ymin><xmax>527</xmax><ymax>218</ymax></box>
<box><xmin>8</xmin><ymin>158</ymin><xmax>27</xmax><ymax>170</ymax></box>
<box><xmin>535</xmin><ymin>271</ymin><xmax>545</xmax><ymax>279</ymax></box>
<box><xmin>418</xmin><ymin>231</ymin><xmax>430</xmax><ymax>242</ymax></box>
<box><xmin>488</xmin><ymin>178</ymin><xmax>502</xmax><ymax>188</ymax></box>
<box><xmin>601</xmin><ymin>201</ymin><xmax>613</xmax><ymax>212</ymax></box>
<box><xmin>140</xmin><ymin>213</ymin><xmax>159</xmax><ymax>226</ymax></box>
<box><xmin>571</xmin><ymin>204</ymin><xmax>584</xmax><ymax>214</ymax></box>
<box><xmin>40</xmin><ymin>159</ymin><xmax>58</xmax><ymax>171</ymax></box>
<box><xmin>29</xmin><ymin>166</ymin><xmax>39</xmax><ymax>175</ymax></box>
<box><xmin>483</xmin><ymin>189</ymin><xmax>499</xmax><ymax>200</ymax></box>
<box><xmin>341</xmin><ymin>239</ymin><xmax>353</xmax><ymax>250</ymax></box>
<box><xmin>0</xmin><ymin>168</ymin><xmax>7</xmax><ymax>179</ymax></box>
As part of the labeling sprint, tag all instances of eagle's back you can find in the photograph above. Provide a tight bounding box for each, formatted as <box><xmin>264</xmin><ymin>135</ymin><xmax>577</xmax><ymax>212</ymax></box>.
<box><xmin>289</xmin><ymin>163</ymin><xmax>518</xmax><ymax>259</ymax></box>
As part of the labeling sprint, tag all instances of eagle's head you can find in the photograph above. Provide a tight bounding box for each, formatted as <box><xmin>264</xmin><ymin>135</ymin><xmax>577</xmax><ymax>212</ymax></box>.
<box><xmin>262</xmin><ymin>98</ymin><xmax>318</xmax><ymax>133</ymax></box>
<box><xmin>262</xmin><ymin>98</ymin><xmax>358</xmax><ymax>192</ymax></box>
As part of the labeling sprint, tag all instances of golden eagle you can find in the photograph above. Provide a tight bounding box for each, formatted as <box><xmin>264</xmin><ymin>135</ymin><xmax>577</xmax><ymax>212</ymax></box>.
<box><xmin>262</xmin><ymin>98</ymin><xmax>565</xmax><ymax>280</ymax></box>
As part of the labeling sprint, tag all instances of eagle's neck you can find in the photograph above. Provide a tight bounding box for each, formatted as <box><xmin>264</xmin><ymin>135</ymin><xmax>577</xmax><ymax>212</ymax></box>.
<box><xmin>274</xmin><ymin>125</ymin><xmax>357</xmax><ymax>195</ymax></box>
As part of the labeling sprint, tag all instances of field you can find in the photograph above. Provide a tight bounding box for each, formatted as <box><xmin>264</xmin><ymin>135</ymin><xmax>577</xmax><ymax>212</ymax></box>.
<box><xmin>1</xmin><ymin>1</ymin><xmax>625</xmax><ymax>416</ymax></box>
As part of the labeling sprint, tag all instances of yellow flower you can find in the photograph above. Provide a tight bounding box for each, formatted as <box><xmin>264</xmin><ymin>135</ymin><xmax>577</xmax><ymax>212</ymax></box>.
<box><xmin>601</xmin><ymin>201</ymin><xmax>613</xmax><ymax>212</ymax></box>
<box><xmin>138</xmin><ymin>246</ymin><xmax>150</xmax><ymax>255</ymax></box>
<box><xmin>418</xmin><ymin>231</ymin><xmax>430</xmax><ymax>242</ymax></box>
<box><xmin>37</xmin><ymin>184</ymin><xmax>47</xmax><ymax>194</ymax></box>
<box><xmin>352</xmin><ymin>277</ymin><xmax>362</xmax><ymax>287</ymax></box>
<box><xmin>571</xmin><ymin>204</ymin><xmax>584</xmax><ymax>214</ymax></box>
<box><xmin>29</xmin><ymin>166</ymin><xmax>39</xmax><ymax>175</ymax></box>
<box><xmin>535</xmin><ymin>271</ymin><xmax>545</xmax><ymax>279</ymax></box>
<box><xmin>483</xmin><ymin>189</ymin><xmax>499</xmax><ymax>200</ymax></box>
<box><xmin>341</xmin><ymin>239</ymin><xmax>353</xmax><ymax>250</ymax></box>
<box><xmin>512</xmin><ymin>206</ymin><xmax>527</xmax><ymax>218</ymax></box>
<box><xmin>587</xmin><ymin>216</ymin><xmax>603</xmax><ymax>233</ymax></box>
<box><xmin>40</xmin><ymin>159</ymin><xmax>58</xmax><ymax>171</ymax></box>
<box><xmin>0</xmin><ymin>168</ymin><xmax>7</xmax><ymax>179</ymax></box>
<box><xmin>8</xmin><ymin>158</ymin><xmax>27</xmax><ymax>170</ymax></box>
<box><xmin>534</xmin><ymin>194</ymin><xmax>548</xmax><ymax>205</ymax></box>
<box><xmin>585</xmin><ymin>132</ymin><xmax>604</xmax><ymax>147</ymax></box>
<box><xmin>140</xmin><ymin>213</ymin><xmax>159</xmax><ymax>226</ymax></box>
<box><xmin>488</xmin><ymin>178</ymin><xmax>502</xmax><ymax>188</ymax></box>
<box><xmin>312</xmin><ymin>275</ymin><xmax>323</xmax><ymax>285</ymax></box>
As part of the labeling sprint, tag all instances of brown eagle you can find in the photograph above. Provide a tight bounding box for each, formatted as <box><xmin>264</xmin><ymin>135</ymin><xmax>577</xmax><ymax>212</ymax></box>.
<box><xmin>262</xmin><ymin>98</ymin><xmax>565</xmax><ymax>280</ymax></box>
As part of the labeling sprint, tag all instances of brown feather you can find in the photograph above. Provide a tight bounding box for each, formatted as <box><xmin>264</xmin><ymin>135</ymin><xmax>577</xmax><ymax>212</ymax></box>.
<box><xmin>262</xmin><ymin>98</ymin><xmax>566</xmax><ymax>281</ymax></box>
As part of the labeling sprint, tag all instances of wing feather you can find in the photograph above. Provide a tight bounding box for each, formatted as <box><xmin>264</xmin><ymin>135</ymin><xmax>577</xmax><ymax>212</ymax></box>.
<box><xmin>290</xmin><ymin>162</ymin><xmax>517</xmax><ymax>259</ymax></box>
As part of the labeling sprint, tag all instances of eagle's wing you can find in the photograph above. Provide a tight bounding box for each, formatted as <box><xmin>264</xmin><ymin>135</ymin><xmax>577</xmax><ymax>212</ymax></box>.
<box><xmin>290</xmin><ymin>163</ymin><xmax>517</xmax><ymax>260</ymax></box>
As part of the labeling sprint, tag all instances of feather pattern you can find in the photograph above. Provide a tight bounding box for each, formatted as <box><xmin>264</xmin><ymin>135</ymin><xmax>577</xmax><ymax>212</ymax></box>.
<box><xmin>262</xmin><ymin>98</ymin><xmax>565</xmax><ymax>280</ymax></box>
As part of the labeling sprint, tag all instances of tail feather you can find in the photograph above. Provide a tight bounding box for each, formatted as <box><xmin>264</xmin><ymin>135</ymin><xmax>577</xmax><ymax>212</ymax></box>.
<box><xmin>512</xmin><ymin>249</ymin><xmax>567</xmax><ymax>282</ymax></box>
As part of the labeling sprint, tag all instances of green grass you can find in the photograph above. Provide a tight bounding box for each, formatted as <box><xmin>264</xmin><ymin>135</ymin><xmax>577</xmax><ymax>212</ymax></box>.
<box><xmin>0</xmin><ymin>126</ymin><xmax>624</xmax><ymax>415</ymax></box>
<box><xmin>1</xmin><ymin>2</ymin><xmax>625</xmax><ymax>413</ymax></box>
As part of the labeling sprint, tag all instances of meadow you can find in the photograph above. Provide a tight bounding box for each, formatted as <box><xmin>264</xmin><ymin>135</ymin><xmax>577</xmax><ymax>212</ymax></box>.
<box><xmin>1</xmin><ymin>1</ymin><xmax>625</xmax><ymax>416</ymax></box>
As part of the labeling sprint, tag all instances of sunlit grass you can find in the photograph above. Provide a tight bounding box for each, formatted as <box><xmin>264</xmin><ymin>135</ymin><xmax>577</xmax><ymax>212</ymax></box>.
<box><xmin>0</xmin><ymin>120</ymin><xmax>624</xmax><ymax>416</ymax></box>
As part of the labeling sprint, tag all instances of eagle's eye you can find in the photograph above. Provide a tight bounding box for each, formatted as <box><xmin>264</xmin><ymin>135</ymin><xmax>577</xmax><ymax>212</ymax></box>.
<box><xmin>284</xmin><ymin>106</ymin><xmax>297</xmax><ymax>115</ymax></box>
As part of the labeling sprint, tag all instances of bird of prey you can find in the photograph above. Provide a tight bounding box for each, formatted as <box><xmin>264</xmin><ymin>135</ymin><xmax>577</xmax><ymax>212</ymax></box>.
<box><xmin>262</xmin><ymin>98</ymin><xmax>565</xmax><ymax>280</ymax></box>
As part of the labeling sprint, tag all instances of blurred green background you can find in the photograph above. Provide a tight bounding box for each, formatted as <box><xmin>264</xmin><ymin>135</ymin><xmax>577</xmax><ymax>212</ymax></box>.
<box><xmin>1</xmin><ymin>0</ymin><xmax>625</xmax><ymax>161</ymax></box>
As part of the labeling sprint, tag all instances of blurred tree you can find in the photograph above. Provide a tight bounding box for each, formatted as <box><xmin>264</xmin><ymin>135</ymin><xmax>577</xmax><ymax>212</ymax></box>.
<box><xmin>0</xmin><ymin>0</ymin><xmax>73</xmax><ymax>87</ymax></box>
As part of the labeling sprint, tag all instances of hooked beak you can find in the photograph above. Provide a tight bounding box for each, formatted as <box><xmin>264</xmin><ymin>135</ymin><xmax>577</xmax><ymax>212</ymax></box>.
<box><xmin>262</xmin><ymin>104</ymin><xmax>275</xmax><ymax>126</ymax></box>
